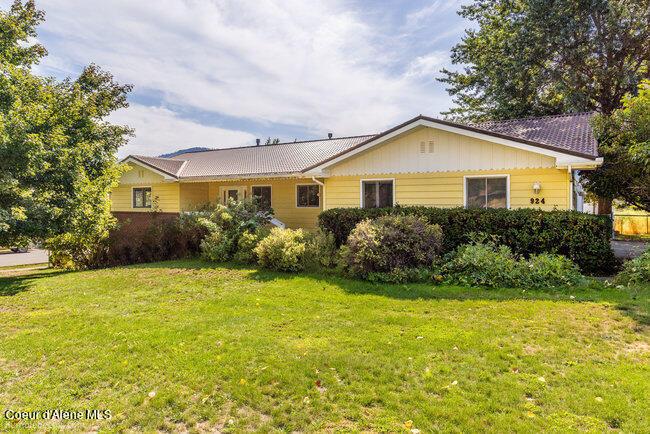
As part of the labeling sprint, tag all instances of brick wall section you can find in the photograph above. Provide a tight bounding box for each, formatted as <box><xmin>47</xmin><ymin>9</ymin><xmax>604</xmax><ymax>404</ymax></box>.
<box><xmin>112</xmin><ymin>212</ymin><xmax>180</xmax><ymax>230</ymax></box>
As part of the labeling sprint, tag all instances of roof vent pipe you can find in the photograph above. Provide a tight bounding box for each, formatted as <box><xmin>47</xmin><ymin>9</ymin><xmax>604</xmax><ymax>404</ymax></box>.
<box><xmin>255</xmin><ymin>138</ymin><xmax>260</xmax><ymax>146</ymax></box>
<box><xmin>328</xmin><ymin>133</ymin><xmax>333</xmax><ymax>139</ymax></box>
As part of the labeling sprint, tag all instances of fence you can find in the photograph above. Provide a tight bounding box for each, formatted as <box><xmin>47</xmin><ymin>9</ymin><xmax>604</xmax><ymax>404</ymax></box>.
<box><xmin>614</xmin><ymin>214</ymin><xmax>650</xmax><ymax>236</ymax></box>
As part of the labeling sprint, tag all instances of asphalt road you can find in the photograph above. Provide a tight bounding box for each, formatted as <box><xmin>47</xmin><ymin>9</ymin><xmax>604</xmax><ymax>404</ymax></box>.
<box><xmin>0</xmin><ymin>249</ymin><xmax>49</xmax><ymax>268</ymax></box>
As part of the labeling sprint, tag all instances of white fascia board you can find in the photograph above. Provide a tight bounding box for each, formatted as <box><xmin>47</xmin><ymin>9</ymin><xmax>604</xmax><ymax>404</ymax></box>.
<box><xmin>304</xmin><ymin>118</ymin><xmax>598</xmax><ymax>173</ymax></box>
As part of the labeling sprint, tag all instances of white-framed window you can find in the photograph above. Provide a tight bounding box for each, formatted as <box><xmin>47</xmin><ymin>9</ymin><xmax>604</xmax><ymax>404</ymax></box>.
<box><xmin>464</xmin><ymin>175</ymin><xmax>510</xmax><ymax>209</ymax></box>
<box><xmin>132</xmin><ymin>187</ymin><xmax>152</xmax><ymax>208</ymax></box>
<box><xmin>296</xmin><ymin>184</ymin><xmax>320</xmax><ymax>208</ymax></box>
<box><xmin>361</xmin><ymin>179</ymin><xmax>394</xmax><ymax>208</ymax></box>
<box><xmin>252</xmin><ymin>185</ymin><xmax>272</xmax><ymax>210</ymax></box>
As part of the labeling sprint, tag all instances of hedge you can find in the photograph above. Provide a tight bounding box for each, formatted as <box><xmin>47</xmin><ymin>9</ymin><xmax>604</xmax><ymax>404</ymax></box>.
<box><xmin>318</xmin><ymin>206</ymin><xmax>616</xmax><ymax>273</ymax></box>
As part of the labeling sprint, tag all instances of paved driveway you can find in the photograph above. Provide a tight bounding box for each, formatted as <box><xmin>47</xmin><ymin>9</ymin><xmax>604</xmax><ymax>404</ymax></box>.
<box><xmin>611</xmin><ymin>240</ymin><xmax>649</xmax><ymax>260</ymax></box>
<box><xmin>0</xmin><ymin>249</ymin><xmax>49</xmax><ymax>267</ymax></box>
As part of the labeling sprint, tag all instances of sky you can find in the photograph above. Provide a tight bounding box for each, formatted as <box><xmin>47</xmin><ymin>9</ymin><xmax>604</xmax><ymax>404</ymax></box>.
<box><xmin>19</xmin><ymin>0</ymin><xmax>472</xmax><ymax>157</ymax></box>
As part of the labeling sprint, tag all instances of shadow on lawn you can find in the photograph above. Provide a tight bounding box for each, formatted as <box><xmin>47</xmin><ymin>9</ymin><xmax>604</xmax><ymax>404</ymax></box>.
<box><xmin>133</xmin><ymin>260</ymin><xmax>650</xmax><ymax>327</ymax></box>
<box><xmin>0</xmin><ymin>270</ymin><xmax>68</xmax><ymax>296</ymax></box>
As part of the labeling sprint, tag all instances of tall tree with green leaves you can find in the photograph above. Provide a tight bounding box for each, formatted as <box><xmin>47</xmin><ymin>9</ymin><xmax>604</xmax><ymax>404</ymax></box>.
<box><xmin>581</xmin><ymin>80</ymin><xmax>650</xmax><ymax>212</ymax></box>
<box><xmin>0</xmin><ymin>1</ymin><xmax>133</xmax><ymax>266</ymax></box>
<box><xmin>439</xmin><ymin>0</ymin><xmax>650</xmax><ymax>122</ymax></box>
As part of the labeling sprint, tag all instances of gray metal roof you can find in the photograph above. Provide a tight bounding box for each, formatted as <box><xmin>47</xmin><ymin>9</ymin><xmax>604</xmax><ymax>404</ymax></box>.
<box><xmin>170</xmin><ymin>135</ymin><xmax>375</xmax><ymax>179</ymax></box>
<box><xmin>125</xmin><ymin>113</ymin><xmax>598</xmax><ymax>179</ymax></box>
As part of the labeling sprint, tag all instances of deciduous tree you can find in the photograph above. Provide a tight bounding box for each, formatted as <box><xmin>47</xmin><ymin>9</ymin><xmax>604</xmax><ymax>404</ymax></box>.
<box><xmin>0</xmin><ymin>1</ymin><xmax>132</xmax><ymax>265</ymax></box>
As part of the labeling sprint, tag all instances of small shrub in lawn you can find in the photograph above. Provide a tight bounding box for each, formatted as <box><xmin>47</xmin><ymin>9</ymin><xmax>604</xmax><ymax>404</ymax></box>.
<box><xmin>341</xmin><ymin>215</ymin><xmax>443</xmax><ymax>280</ymax></box>
<box><xmin>255</xmin><ymin>227</ymin><xmax>309</xmax><ymax>272</ymax></box>
<box><xmin>615</xmin><ymin>249</ymin><xmax>650</xmax><ymax>287</ymax></box>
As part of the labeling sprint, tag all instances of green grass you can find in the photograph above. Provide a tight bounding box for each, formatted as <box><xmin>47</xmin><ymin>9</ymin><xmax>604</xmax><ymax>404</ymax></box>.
<box><xmin>1</xmin><ymin>260</ymin><xmax>649</xmax><ymax>432</ymax></box>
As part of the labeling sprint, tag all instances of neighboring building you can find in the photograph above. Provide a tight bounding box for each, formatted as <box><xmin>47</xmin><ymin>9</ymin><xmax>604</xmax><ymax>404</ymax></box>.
<box><xmin>111</xmin><ymin>113</ymin><xmax>603</xmax><ymax>229</ymax></box>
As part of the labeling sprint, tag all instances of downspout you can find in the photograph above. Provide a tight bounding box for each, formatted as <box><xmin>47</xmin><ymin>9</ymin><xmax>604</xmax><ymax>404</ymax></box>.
<box><xmin>568</xmin><ymin>165</ymin><xmax>573</xmax><ymax>211</ymax></box>
<box><xmin>311</xmin><ymin>176</ymin><xmax>325</xmax><ymax>210</ymax></box>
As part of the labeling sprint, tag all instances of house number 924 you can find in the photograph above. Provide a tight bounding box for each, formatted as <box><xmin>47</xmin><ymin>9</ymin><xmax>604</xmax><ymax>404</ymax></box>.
<box><xmin>530</xmin><ymin>198</ymin><xmax>545</xmax><ymax>204</ymax></box>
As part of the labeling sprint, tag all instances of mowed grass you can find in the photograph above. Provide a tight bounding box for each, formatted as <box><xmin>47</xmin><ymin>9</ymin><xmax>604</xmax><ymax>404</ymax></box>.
<box><xmin>0</xmin><ymin>260</ymin><xmax>649</xmax><ymax>432</ymax></box>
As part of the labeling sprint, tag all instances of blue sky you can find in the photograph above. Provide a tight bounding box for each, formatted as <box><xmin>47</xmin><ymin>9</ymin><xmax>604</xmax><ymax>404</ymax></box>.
<box><xmin>24</xmin><ymin>0</ymin><xmax>472</xmax><ymax>157</ymax></box>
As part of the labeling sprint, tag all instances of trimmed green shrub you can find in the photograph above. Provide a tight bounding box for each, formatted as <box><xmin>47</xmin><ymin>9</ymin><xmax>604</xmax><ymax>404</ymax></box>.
<box><xmin>615</xmin><ymin>249</ymin><xmax>650</xmax><ymax>286</ymax></box>
<box><xmin>341</xmin><ymin>215</ymin><xmax>443</xmax><ymax>279</ymax></box>
<box><xmin>319</xmin><ymin>206</ymin><xmax>616</xmax><ymax>273</ymax></box>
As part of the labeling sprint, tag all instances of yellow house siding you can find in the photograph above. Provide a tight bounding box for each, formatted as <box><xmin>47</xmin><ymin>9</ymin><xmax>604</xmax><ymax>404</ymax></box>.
<box><xmin>111</xmin><ymin>163</ymin><xmax>181</xmax><ymax>212</ymax></box>
<box><xmin>324</xmin><ymin>168</ymin><xmax>570</xmax><ymax>211</ymax></box>
<box><xmin>111</xmin><ymin>183</ymin><xmax>180</xmax><ymax>213</ymax></box>
<box><xmin>327</xmin><ymin>126</ymin><xmax>557</xmax><ymax>176</ymax></box>
<box><xmin>119</xmin><ymin>163</ymin><xmax>166</xmax><ymax>184</ymax></box>
<box><xmin>180</xmin><ymin>182</ymin><xmax>210</xmax><ymax>211</ymax></box>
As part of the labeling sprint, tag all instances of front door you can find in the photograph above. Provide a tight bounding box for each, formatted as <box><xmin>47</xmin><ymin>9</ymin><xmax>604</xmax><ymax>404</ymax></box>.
<box><xmin>219</xmin><ymin>186</ymin><xmax>247</xmax><ymax>204</ymax></box>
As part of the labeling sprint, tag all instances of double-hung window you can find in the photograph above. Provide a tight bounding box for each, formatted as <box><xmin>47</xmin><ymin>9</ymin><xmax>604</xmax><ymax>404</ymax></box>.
<box><xmin>252</xmin><ymin>186</ymin><xmax>272</xmax><ymax>210</ymax></box>
<box><xmin>133</xmin><ymin>187</ymin><xmax>152</xmax><ymax>208</ymax></box>
<box><xmin>465</xmin><ymin>176</ymin><xmax>508</xmax><ymax>209</ymax></box>
<box><xmin>297</xmin><ymin>185</ymin><xmax>320</xmax><ymax>207</ymax></box>
<box><xmin>361</xmin><ymin>180</ymin><xmax>394</xmax><ymax>208</ymax></box>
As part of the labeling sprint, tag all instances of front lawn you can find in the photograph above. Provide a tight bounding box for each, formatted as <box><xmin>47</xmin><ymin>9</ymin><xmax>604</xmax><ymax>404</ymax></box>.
<box><xmin>1</xmin><ymin>260</ymin><xmax>648</xmax><ymax>432</ymax></box>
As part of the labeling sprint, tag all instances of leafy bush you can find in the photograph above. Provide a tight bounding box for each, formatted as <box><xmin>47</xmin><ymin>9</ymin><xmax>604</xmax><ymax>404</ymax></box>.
<box><xmin>439</xmin><ymin>241</ymin><xmax>587</xmax><ymax>288</ymax></box>
<box><xmin>303</xmin><ymin>228</ymin><xmax>338</xmax><ymax>270</ymax></box>
<box><xmin>341</xmin><ymin>215</ymin><xmax>443</xmax><ymax>279</ymax></box>
<box><xmin>521</xmin><ymin>253</ymin><xmax>587</xmax><ymax>288</ymax></box>
<box><xmin>254</xmin><ymin>228</ymin><xmax>309</xmax><ymax>272</ymax></box>
<box><xmin>615</xmin><ymin>249</ymin><xmax>650</xmax><ymax>286</ymax></box>
<box><xmin>200</xmin><ymin>227</ymin><xmax>231</xmax><ymax>262</ymax></box>
<box><xmin>319</xmin><ymin>206</ymin><xmax>616</xmax><ymax>273</ymax></box>
<box><xmin>70</xmin><ymin>213</ymin><xmax>207</xmax><ymax>268</ymax></box>
<box><xmin>233</xmin><ymin>228</ymin><xmax>269</xmax><ymax>264</ymax></box>
<box><xmin>199</xmin><ymin>199</ymin><xmax>272</xmax><ymax>262</ymax></box>
<box><xmin>440</xmin><ymin>242</ymin><xmax>520</xmax><ymax>288</ymax></box>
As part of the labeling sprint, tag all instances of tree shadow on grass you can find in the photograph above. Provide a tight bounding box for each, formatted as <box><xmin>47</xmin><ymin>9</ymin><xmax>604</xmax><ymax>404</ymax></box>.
<box><xmin>0</xmin><ymin>270</ymin><xmax>69</xmax><ymax>296</ymax></box>
<box><xmin>126</xmin><ymin>260</ymin><xmax>650</xmax><ymax>327</ymax></box>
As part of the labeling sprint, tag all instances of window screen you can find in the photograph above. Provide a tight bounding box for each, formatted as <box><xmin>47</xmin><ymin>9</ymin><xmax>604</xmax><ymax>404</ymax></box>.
<box><xmin>362</xmin><ymin>180</ymin><xmax>393</xmax><ymax>208</ymax></box>
<box><xmin>297</xmin><ymin>185</ymin><xmax>319</xmax><ymax>207</ymax></box>
<box><xmin>466</xmin><ymin>177</ymin><xmax>507</xmax><ymax>209</ymax></box>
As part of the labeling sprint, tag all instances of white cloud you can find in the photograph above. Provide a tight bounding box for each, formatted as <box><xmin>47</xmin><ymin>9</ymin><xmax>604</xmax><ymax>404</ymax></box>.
<box><xmin>35</xmin><ymin>0</ymin><xmax>451</xmax><ymax>136</ymax></box>
<box><xmin>405</xmin><ymin>51</ymin><xmax>449</xmax><ymax>78</ymax></box>
<box><xmin>406</xmin><ymin>1</ymin><xmax>459</xmax><ymax>28</ymax></box>
<box><xmin>110</xmin><ymin>104</ymin><xmax>255</xmax><ymax>158</ymax></box>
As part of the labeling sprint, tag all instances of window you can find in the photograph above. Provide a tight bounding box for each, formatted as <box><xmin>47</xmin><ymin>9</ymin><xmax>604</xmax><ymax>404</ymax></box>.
<box><xmin>465</xmin><ymin>177</ymin><xmax>508</xmax><ymax>209</ymax></box>
<box><xmin>133</xmin><ymin>187</ymin><xmax>152</xmax><ymax>208</ymax></box>
<box><xmin>252</xmin><ymin>186</ymin><xmax>272</xmax><ymax>210</ymax></box>
<box><xmin>297</xmin><ymin>184</ymin><xmax>320</xmax><ymax>207</ymax></box>
<box><xmin>362</xmin><ymin>180</ymin><xmax>393</xmax><ymax>208</ymax></box>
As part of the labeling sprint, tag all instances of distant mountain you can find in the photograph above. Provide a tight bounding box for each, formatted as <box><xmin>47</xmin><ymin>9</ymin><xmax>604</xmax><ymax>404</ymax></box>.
<box><xmin>159</xmin><ymin>147</ymin><xmax>212</xmax><ymax>158</ymax></box>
